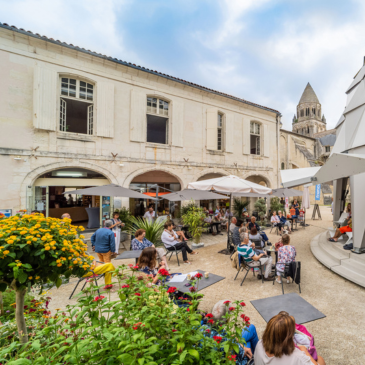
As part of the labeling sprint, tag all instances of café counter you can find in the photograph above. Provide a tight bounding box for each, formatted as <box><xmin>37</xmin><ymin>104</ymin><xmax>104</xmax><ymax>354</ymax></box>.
<box><xmin>49</xmin><ymin>207</ymin><xmax>88</xmax><ymax>222</ymax></box>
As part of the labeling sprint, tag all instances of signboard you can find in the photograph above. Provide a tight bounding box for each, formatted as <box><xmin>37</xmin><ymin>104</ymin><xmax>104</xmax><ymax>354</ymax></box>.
<box><xmin>0</xmin><ymin>209</ymin><xmax>12</xmax><ymax>218</ymax></box>
<box><xmin>285</xmin><ymin>197</ymin><xmax>289</xmax><ymax>209</ymax></box>
<box><xmin>315</xmin><ymin>184</ymin><xmax>321</xmax><ymax>201</ymax></box>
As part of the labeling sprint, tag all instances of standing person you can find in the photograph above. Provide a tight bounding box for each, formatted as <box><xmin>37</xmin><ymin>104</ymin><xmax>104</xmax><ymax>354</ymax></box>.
<box><xmin>161</xmin><ymin>222</ymin><xmax>198</xmax><ymax>264</ymax></box>
<box><xmin>67</xmin><ymin>194</ymin><xmax>74</xmax><ymax>206</ymax></box>
<box><xmin>143</xmin><ymin>206</ymin><xmax>156</xmax><ymax>223</ymax></box>
<box><xmin>254</xmin><ymin>312</ymin><xmax>326</xmax><ymax>364</ymax></box>
<box><xmin>276</xmin><ymin>234</ymin><xmax>296</xmax><ymax>284</ymax></box>
<box><xmin>293</xmin><ymin>199</ymin><xmax>300</xmax><ymax>216</ymax></box>
<box><xmin>110</xmin><ymin>211</ymin><xmax>124</xmax><ymax>254</ymax></box>
<box><xmin>91</xmin><ymin>220</ymin><xmax>115</xmax><ymax>263</ymax></box>
<box><xmin>131</xmin><ymin>228</ymin><xmax>170</xmax><ymax>271</ymax></box>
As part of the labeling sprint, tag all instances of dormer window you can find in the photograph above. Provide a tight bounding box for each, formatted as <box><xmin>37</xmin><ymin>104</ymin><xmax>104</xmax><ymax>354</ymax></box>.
<box><xmin>59</xmin><ymin>77</ymin><xmax>94</xmax><ymax>135</ymax></box>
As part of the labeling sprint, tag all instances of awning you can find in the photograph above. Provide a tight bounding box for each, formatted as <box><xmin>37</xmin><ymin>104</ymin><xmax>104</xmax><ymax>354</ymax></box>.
<box><xmin>281</xmin><ymin>167</ymin><xmax>320</xmax><ymax>188</ymax></box>
<box><xmin>272</xmin><ymin>188</ymin><xmax>303</xmax><ymax>197</ymax></box>
<box><xmin>163</xmin><ymin>189</ymin><xmax>225</xmax><ymax>201</ymax></box>
<box><xmin>280</xmin><ymin>153</ymin><xmax>365</xmax><ymax>188</ymax></box>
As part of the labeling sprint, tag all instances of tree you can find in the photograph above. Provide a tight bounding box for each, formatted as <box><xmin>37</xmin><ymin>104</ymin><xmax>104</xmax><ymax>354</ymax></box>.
<box><xmin>232</xmin><ymin>198</ymin><xmax>250</xmax><ymax>218</ymax></box>
<box><xmin>0</xmin><ymin>212</ymin><xmax>93</xmax><ymax>343</ymax></box>
<box><xmin>254</xmin><ymin>199</ymin><xmax>267</xmax><ymax>221</ymax></box>
<box><xmin>270</xmin><ymin>197</ymin><xmax>284</xmax><ymax>216</ymax></box>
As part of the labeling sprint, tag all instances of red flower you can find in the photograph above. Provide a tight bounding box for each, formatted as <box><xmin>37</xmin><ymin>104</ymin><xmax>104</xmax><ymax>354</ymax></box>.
<box><xmin>213</xmin><ymin>335</ymin><xmax>223</xmax><ymax>344</ymax></box>
<box><xmin>240</xmin><ymin>302</ymin><xmax>246</xmax><ymax>307</ymax></box>
<box><xmin>229</xmin><ymin>307</ymin><xmax>235</xmax><ymax>311</ymax></box>
<box><xmin>132</xmin><ymin>265</ymin><xmax>139</xmax><ymax>270</ymax></box>
<box><xmin>187</xmin><ymin>308</ymin><xmax>190</xmax><ymax>312</ymax></box>
<box><xmin>137</xmin><ymin>275</ymin><xmax>144</xmax><ymax>281</ymax></box>
<box><xmin>207</xmin><ymin>319</ymin><xmax>214</xmax><ymax>324</ymax></box>
<box><xmin>128</xmin><ymin>264</ymin><xmax>133</xmax><ymax>268</ymax></box>
<box><xmin>132</xmin><ymin>322</ymin><xmax>143</xmax><ymax>330</ymax></box>
<box><xmin>134</xmin><ymin>293</ymin><xmax>141</xmax><ymax>297</ymax></box>
<box><xmin>158</xmin><ymin>268</ymin><xmax>170</xmax><ymax>276</ymax></box>
<box><xmin>194</xmin><ymin>273</ymin><xmax>203</xmax><ymax>279</ymax></box>
<box><xmin>205</xmin><ymin>313</ymin><xmax>213</xmax><ymax>318</ymax></box>
<box><xmin>172</xmin><ymin>329</ymin><xmax>177</xmax><ymax>332</ymax></box>
<box><xmin>122</xmin><ymin>284</ymin><xmax>129</xmax><ymax>288</ymax></box>
<box><xmin>228</xmin><ymin>354</ymin><xmax>237</xmax><ymax>361</ymax></box>
<box><xmin>104</xmin><ymin>284</ymin><xmax>113</xmax><ymax>290</ymax></box>
<box><xmin>93</xmin><ymin>295</ymin><xmax>105</xmax><ymax>302</ymax></box>
<box><xmin>167</xmin><ymin>287</ymin><xmax>177</xmax><ymax>294</ymax></box>
<box><xmin>206</xmin><ymin>329</ymin><xmax>211</xmax><ymax>333</ymax></box>
<box><xmin>189</xmin><ymin>286</ymin><xmax>196</xmax><ymax>293</ymax></box>
<box><xmin>223</xmin><ymin>300</ymin><xmax>231</xmax><ymax>305</ymax></box>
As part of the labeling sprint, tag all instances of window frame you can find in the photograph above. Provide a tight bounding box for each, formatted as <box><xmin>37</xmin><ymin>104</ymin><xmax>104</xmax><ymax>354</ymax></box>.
<box><xmin>58</xmin><ymin>75</ymin><xmax>95</xmax><ymax>136</ymax></box>
<box><xmin>146</xmin><ymin>96</ymin><xmax>170</xmax><ymax>145</ymax></box>
<box><xmin>250</xmin><ymin>121</ymin><xmax>261</xmax><ymax>156</ymax></box>
<box><xmin>217</xmin><ymin>112</ymin><xmax>224</xmax><ymax>151</ymax></box>
<box><xmin>325</xmin><ymin>146</ymin><xmax>330</xmax><ymax>153</ymax></box>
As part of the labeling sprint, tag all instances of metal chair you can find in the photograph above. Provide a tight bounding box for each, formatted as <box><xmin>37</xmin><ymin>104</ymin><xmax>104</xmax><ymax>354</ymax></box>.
<box><xmin>250</xmin><ymin>238</ymin><xmax>264</xmax><ymax>249</ymax></box>
<box><xmin>167</xmin><ymin>245</ymin><xmax>183</xmax><ymax>266</ymax></box>
<box><xmin>270</xmin><ymin>223</ymin><xmax>279</xmax><ymax>235</ymax></box>
<box><xmin>273</xmin><ymin>262</ymin><xmax>301</xmax><ymax>295</ymax></box>
<box><xmin>234</xmin><ymin>255</ymin><xmax>264</xmax><ymax>286</ymax></box>
<box><xmin>69</xmin><ymin>260</ymin><xmax>105</xmax><ymax>299</ymax></box>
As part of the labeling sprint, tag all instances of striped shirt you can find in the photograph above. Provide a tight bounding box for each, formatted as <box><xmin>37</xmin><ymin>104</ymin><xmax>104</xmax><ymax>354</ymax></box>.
<box><xmin>237</xmin><ymin>244</ymin><xmax>255</xmax><ymax>263</ymax></box>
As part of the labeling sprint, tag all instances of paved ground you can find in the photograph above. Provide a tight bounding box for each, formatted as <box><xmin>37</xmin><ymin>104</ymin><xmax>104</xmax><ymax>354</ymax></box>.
<box><xmin>46</xmin><ymin>207</ymin><xmax>365</xmax><ymax>365</ymax></box>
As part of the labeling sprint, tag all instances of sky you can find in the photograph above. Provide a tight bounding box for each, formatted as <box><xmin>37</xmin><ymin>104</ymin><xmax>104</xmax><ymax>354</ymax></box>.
<box><xmin>1</xmin><ymin>0</ymin><xmax>365</xmax><ymax>130</ymax></box>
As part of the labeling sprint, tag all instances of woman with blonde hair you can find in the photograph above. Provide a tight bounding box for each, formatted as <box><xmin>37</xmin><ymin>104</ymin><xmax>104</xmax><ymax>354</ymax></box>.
<box><xmin>254</xmin><ymin>312</ymin><xmax>326</xmax><ymax>364</ymax></box>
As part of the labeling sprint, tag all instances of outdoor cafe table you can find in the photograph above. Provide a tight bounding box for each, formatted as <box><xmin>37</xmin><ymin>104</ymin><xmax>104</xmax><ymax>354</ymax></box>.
<box><xmin>266</xmin><ymin>247</ymin><xmax>278</xmax><ymax>263</ymax></box>
<box><xmin>166</xmin><ymin>269</ymin><xmax>225</xmax><ymax>293</ymax></box>
<box><xmin>115</xmin><ymin>250</ymin><xmax>142</xmax><ymax>264</ymax></box>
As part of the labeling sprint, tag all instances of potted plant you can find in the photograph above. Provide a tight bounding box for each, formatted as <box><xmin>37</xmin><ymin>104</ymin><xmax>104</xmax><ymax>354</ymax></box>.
<box><xmin>254</xmin><ymin>198</ymin><xmax>267</xmax><ymax>226</ymax></box>
<box><xmin>232</xmin><ymin>197</ymin><xmax>250</xmax><ymax>218</ymax></box>
<box><xmin>181</xmin><ymin>206</ymin><xmax>205</xmax><ymax>244</ymax></box>
<box><xmin>115</xmin><ymin>207</ymin><xmax>132</xmax><ymax>242</ymax></box>
<box><xmin>125</xmin><ymin>216</ymin><xmax>165</xmax><ymax>246</ymax></box>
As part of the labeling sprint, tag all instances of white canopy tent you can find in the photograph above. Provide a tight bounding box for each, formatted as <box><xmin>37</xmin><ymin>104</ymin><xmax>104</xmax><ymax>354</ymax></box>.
<box><xmin>281</xmin><ymin>167</ymin><xmax>320</xmax><ymax>188</ymax></box>
<box><xmin>163</xmin><ymin>189</ymin><xmax>225</xmax><ymax>202</ymax></box>
<box><xmin>272</xmin><ymin>188</ymin><xmax>303</xmax><ymax>198</ymax></box>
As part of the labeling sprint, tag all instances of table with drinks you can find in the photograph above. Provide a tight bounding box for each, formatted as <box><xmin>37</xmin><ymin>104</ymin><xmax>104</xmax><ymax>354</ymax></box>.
<box><xmin>166</xmin><ymin>269</ymin><xmax>225</xmax><ymax>293</ymax></box>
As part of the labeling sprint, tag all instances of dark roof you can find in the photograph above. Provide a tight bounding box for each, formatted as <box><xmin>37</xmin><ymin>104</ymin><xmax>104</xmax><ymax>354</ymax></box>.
<box><xmin>319</xmin><ymin>134</ymin><xmax>336</xmax><ymax>147</ymax></box>
<box><xmin>0</xmin><ymin>22</ymin><xmax>281</xmax><ymax>116</ymax></box>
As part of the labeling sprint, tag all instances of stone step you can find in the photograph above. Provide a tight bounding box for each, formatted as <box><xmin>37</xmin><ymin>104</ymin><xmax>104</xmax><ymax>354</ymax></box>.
<box><xmin>310</xmin><ymin>243</ymin><xmax>340</xmax><ymax>269</ymax></box>
<box><xmin>349</xmin><ymin>251</ymin><xmax>365</xmax><ymax>264</ymax></box>
<box><xmin>317</xmin><ymin>235</ymin><xmax>350</xmax><ymax>264</ymax></box>
<box><xmin>340</xmin><ymin>257</ymin><xmax>365</xmax><ymax>277</ymax></box>
<box><xmin>331</xmin><ymin>264</ymin><xmax>365</xmax><ymax>288</ymax></box>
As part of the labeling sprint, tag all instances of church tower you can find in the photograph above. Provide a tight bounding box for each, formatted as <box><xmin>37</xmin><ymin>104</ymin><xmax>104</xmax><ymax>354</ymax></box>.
<box><xmin>292</xmin><ymin>83</ymin><xmax>326</xmax><ymax>137</ymax></box>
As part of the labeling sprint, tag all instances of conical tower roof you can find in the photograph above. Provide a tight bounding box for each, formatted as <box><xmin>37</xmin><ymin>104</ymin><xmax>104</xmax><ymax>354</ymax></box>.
<box><xmin>299</xmin><ymin>82</ymin><xmax>320</xmax><ymax>104</ymax></box>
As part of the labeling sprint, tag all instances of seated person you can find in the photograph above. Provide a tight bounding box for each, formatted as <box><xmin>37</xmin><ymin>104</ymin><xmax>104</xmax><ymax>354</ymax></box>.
<box><xmin>276</xmin><ymin>234</ymin><xmax>296</xmax><ymax>284</ymax></box>
<box><xmin>137</xmin><ymin>247</ymin><xmax>166</xmax><ymax>285</ymax></box>
<box><xmin>201</xmin><ymin>299</ymin><xmax>259</xmax><ymax>363</ymax></box>
<box><xmin>271</xmin><ymin>211</ymin><xmax>283</xmax><ymax>234</ymax></box>
<box><xmin>161</xmin><ymin>222</ymin><xmax>198</xmax><ymax>264</ymax></box>
<box><xmin>247</xmin><ymin>216</ymin><xmax>269</xmax><ymax>243</ymax></box>
<box><xmin>204</xmin><ymin>213</ymin><xmax>212</xmax><ymax>224</ymax></box>
<box><xmin>131</xmin><ymin>228</ymin><xmax>169</xmax><ymax>271</ymax></box>
<box><xmin>278</xmin><ymin>210</ymin><xmax>292</xmax><ymax>233</ymax></box>
<box><xmin>237</xmin><ymin>234</ymin><xmax>274</xmax><ymax>281</ymax></box>
<box><xmin>254</xmin><ymin>311</ymin><xmax>326</xmax><ymax>364</ymax></box>
<box><xmin>229</xmin><ymin>217</ymin><xmax>237</xmax><ymax>233</ymax></box>
<box><xmin>328</xmin><ymin>218</ymin><xmax>352</xmax><ymax>242</ymax></box>
<box><xmin>239</xmin><ymin>226</ymin><xmax>248</xmax><ymax>242</ymax></box>
<box><xmin>249</xmin><ymin>227</ymin><xmax>264</xmax><ymax>248</ymax></box>
<box><xmin>290</xmin><ymin>206</ymin><xmax>298</xmax><ymax>223</ymax></box>
<box><xmin>232</xmin><ymin>219</ymin><xmax>244</xmax><ymax>246</ymax></box>
<box><xmin>84</xmin><ymin>261</ymin><xmax>116</xmax><ymax>290</ymax></box>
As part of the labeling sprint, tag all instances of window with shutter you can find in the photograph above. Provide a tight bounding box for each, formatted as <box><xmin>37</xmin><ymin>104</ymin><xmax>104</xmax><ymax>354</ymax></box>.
<box><xmin>146</xmin><ymin>97</ymin><xmax>169</xmax><ymax>144</ymax></box>
<box><xmin>250</xmin><ymin>122</ymin><xmax>261</xmax><ymax>155</ymax></box>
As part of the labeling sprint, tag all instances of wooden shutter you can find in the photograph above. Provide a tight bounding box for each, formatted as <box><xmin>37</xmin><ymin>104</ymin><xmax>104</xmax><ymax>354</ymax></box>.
<box><xmin>263</xmin><ymin>124</ymin><xmax>270</xmax><ymax>157</ymax></box>
<box><xmin>87</xmin><ymin>105</ymin><xmax>94</xmax><ymax>135</ymax></box>
<box><xmin>33</xmin><ymin>65</ymin><xmax>57</xmax><ymax>131</ymax></box>
<box><xmin>130</xmin><ymin>90</ymin><xmax>146</xmax><ymax>142</ymax></box>
<box><xmin>206</xmin><ymin>108</ymin><xmax>217</xmax><ymax>150</ymax></box>
<box><xmin>96</xmin><ymin>82</ymin><xmax>114</xmax><ymax>138</ymax></box>
<box><xmin>171</xmin><ymin>100</ymin><xmax>184</xmax><ymax>147</ymax></box>
<box><xmin>242</xmin><ymin>118</ymin><xmax>250</xmax><ymax>154</ymax></box>
<box><xmin>225</xmin><ymin>113</ymin><xmax>234</xmax><ymax>153</ymax></box>
<box><xmin>60</xmin><ymin>98</ymin><xmax>66</xmax><ymax>132</ymax></box>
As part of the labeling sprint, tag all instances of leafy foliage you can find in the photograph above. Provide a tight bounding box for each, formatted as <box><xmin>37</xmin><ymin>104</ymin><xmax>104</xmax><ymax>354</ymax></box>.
<box><xmin>0</xmin><ymin>288</ymin><xmax>35</xmax><ymax>320</ymax></box>
<box><xmin>125</xmin><ymin>216</ymin><xmax>165</xmax><ymax>246</ymax></box>
<box><xmin>270</xmin><ymin>197</ymin><xmax>284</xmax><ymax>216</ymax></box>
<box><xmin>254</xmin><ymin>199</ymin><xmax>267</xmax><ymax>221</ymax></box>
<box><xmin>114</xmin><ymin>207</ymin><xmax>132</xmax><ymax>231</ymax></box>
<box><xmin>181</xmin><ymin>206</ymin><xmax>206</xmax><ymax>243</ymax></box>
<box><xmin>180</xmin><ymin>201</ymin><xmax>198</xmax><ymax>216</ymax></box>
<box><xmin>232</xmin><ymin>198</ymin><xmax>250</xmax><ymax>218</ymax></box>
<box><xmin>0</xmin><ymin>266</ymin><xmax>250</xmax><ymax>364</ymax></box>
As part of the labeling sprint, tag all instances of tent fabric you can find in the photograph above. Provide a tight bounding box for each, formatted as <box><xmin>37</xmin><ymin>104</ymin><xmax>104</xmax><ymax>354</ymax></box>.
<box><xmin>302</xmin><ymin>187</ymin><xmax>311</xmax><ymax>209</ymax></box>
<box><xmin>272</xmin><ymin>188</ymin><xmax>303</xmax><ymax>198</ymax></box>
<box><xmin>346</xmin><ymin>64</ymin><xmax>365</xmax><ymax>93</ymax></box>
<box><xmin>162</xmin><ymin>189</ymin><xmax>225</xmax><ymax>201</ymax></box>
<box><xmin>344</xmin><ymin>79</ymin><xmax>365</xmax><ymax>115</ymax></box>
<box><xmin>187</xmin><ymin>175</ymin><xmax>272</xmax><ymax>194</ymax></box>
<box><xmin>280</xmin><ymin>167</ymin><xmax>320</xmax><ymax>188</ymax></box>
<box><xmin>63</xmin><ymin>184</ymin><xmax>157</xmax><ymax>200</ymax></box>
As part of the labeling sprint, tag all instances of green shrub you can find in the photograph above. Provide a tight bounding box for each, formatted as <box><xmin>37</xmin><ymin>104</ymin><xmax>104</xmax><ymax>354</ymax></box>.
<box><xmin>270</xmin><ymin>197</ymin><xmax>284</xmax><ymax>216</ymax></box>
<box><xmin>254</xmin><ymin>199</ymin><xmax>267</xmax><ymax>221</ymax></box>
<box><xmin>125</xmin><ymin>216</ymin><xmax>165</xmax><ymax>246</ymax></box>
<box><xmin>114</xmin><ymin>207</ymin><xmax>132</xmax><ymax>231</ymax></box>
<box><xmin>181</xmin><ymin>206</ymin><xmax>206</xmax><ymax>243</ymax></box>
<box><xmin>180</xmin><ymin>201</ymin><xmax>198</xmax><ymax>216</ymax></box>
<box><xmin>0</xmin><ymin>288</ymin><xmax>35</xmax><ymax>320</ymax></box>
<box><xmin>232</xmin><ymin>198</ymin><xmax>250</xmax><ymax>218</ymax></box>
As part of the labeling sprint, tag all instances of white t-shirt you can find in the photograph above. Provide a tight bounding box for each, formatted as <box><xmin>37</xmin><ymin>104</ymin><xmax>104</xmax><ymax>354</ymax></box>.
<box><xmin>271</xmin><ymin>215</ymin><xmax>280</xmax><ymax>223</ymax></box>
<box><xmin>254</xmin><ymin>340</ymin><xmax>312</xmax><ymax>365</ymax></box>
<box><xmin>143</xmin><ymin>210</ymin><xmax>155</xmax><ymax>222</ymax></box>
<box><xmin>161</xmin><ymin>229</ymin><xmax>179</xmax><ymax>248</ymax></box>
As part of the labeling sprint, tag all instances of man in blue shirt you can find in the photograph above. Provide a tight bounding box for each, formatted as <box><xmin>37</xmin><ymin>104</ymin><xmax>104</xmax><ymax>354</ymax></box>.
<box><xmin>91</xmin><ymin>220</ymin><xmax>115</xmax><ymax>263</ymax></box>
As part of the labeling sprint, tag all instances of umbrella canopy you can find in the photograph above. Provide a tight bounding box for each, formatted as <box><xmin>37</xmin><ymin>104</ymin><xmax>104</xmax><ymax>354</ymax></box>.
<box><xmin>187</xmin><ymin>175</ymin><xmax>272</xmax><ymax>195</ymax></box>
<box><xmin>302</xmin><ymin>187</ymin><xmax>311</xmax><ymax>209</ymax></box>
<box><xmin>63</xmin><ymin>184</ymin><xmax>157</xmax><ymax>200</ymax></box>
<box><xmin>272</xmin><ymin>188</ymin><xmax>303</xmax><ymax>198</ymax></box>
<box><xmin>163</xmin><ymin>189</ymin><xmax>225</xmax><ymax>202</ymax></box>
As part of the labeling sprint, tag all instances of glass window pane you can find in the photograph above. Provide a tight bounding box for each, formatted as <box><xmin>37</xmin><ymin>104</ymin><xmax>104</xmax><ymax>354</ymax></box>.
<box><xmin>61</xmin><ymin>78</ymin><xmax>68</xmax><ymax>83</ymax></box>
<box><xmin>80</xmin><ymin>81</ymin><xmax>86</xmax><ymax>87</ymax></box>
<box><xmin>147</xmin><ymin>97</ymin><xmax>152</xmax><ymax>107</ymax></box>
<box><xmin>250</xmin><ymin>122</ymin><xmax>254</xmax><ymax>134</ymax></box>
<box><xmin>256</xmin><ymin>123</ymin><xmax>260</xmax><ymax>134</ymax></box>
<box><xmin>69</xmin><ymin>90</ymin><xmax>76</xmax><ymax>97</ymax></box>
<box><xmin>70</xmin><ymin>79</ymin><xmax>76</xmax><ymax>85</ymax></box>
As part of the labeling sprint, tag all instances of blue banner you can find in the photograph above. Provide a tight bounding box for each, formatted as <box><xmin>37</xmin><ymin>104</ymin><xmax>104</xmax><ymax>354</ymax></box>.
<box><xmin>315</xmin><ymin>184</ymin><xmax>321</xmax><ymax>201</ymax></box>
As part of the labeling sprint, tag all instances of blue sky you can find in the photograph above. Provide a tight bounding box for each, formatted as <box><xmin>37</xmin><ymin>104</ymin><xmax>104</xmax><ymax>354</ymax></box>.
<box><xmin>1</xmin><ymin>0</ymin><xmax>365</xmax><ymax>129</ymax></box>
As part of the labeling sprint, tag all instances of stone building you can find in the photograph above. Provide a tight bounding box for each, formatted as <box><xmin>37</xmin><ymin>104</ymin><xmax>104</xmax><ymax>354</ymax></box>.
<box><xmin>280</xmin><ymin>83</ymin><xmax>336</xmax><ymax>204</ymax></box>
<box><xmin>0</xmin><ymin>23</ymin><xmax>281</xmax><ymax>225</ymax></box>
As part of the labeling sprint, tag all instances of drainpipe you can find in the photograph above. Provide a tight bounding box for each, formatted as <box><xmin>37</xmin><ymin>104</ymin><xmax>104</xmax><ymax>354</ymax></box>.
<box><xmin>276</xmin><ymin>114</ymin><xmax>281</xmax><ymax>188</ymax></box>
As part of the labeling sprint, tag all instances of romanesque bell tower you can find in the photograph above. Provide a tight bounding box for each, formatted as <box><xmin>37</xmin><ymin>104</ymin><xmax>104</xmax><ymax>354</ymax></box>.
<box><xmin>292</xmin><ymin>83</ymin><xmax>326</xmax><ymax>137</ymax></box>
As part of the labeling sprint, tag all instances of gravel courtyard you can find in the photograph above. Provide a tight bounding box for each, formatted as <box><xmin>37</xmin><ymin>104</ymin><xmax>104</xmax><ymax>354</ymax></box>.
<box><xmin>46</xmin><ymin>206</ymin><xmax>365</xmax><ymax>365</ymax></box>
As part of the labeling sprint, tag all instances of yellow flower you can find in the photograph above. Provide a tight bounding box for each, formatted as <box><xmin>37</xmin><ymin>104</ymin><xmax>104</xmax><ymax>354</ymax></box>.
<box><xmin>10</xmin><ymin>227</ymin><xmax>16</xmax><ymax>231</ymax></box>
<box><xmin>35</xmin><ymin>276</ymin><xmax>40</xmax><ymax>280</ymax></box>
<box><xmin>10</xmin><ymin>235</ymin><xmax>17</xmax><ymax>239</ymax></box>
<box><xmin>45</xmin><ymin>246</ymin><xmax>50</xmax><ymax>251</ymax></box>
<box><xmin>27</xmin><ymin>241</ymin><xmax>31</xmax><ymax>244</ymax></box>
<box><xmin>20</xmin><ymin>231</ymin><xmax>27</xmax><ymax>235</ymax></box>
<box><xmin>61</xmin><ymin>248</ymin><xmax>66</xmax><ymax>251</ymax></box>
<box><xmin>7</xmin><ymin>240</ymin><xmax>14</xmax><ymax>244</ymax></box>
<box><xmin>16</xmin><ymin>263</ymin><xmax>22</xmax><ymax>267</ymax></box>
<box><xmin>28</xmin><ymin>276</ymin><xmax>33</xmax><ymax>280</ymax></box>
<box><xmin>10</xmin><ymin>303</ymin><xmax>16</xmax><ymax>306</ymax></box>
<box><xmin>41</xmin><ymin>236</ymin><xmax>47</xmax><ymax>241</ymax></box>
<box><xmin>57</xmin><ymin>263</ymin><xmax>62</xmax><ymax>267</ymax></box>
<box><xmin>32</xmin><ymin>238</ymin><xmax>37</xmax><ymax>242</ymax></box>
<box><xmin>73</xmin><ymin>260</ymin><xmax>78</xmax><ymax>264</ymax></box>
<box><xmin>79</xmin><ymin>235</ymin><xmax>85</xmax><ymax>239</ymax></box>
<box><xmin>56</xmin><ymin>259</ymin><xmax>61</xmax><ymax>263</ymax></box>
<box><xmin>3</xmin><ymin>250</ymin><xmax>9</xmax><ymax>255</ymax></box>
<box><xmin>52</xmin><ymin>246</ymin><xmax>56</xmax><ymax>250</ymax></box>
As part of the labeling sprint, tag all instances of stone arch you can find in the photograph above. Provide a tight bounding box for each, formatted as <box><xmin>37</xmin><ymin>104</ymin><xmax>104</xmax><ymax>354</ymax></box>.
<box><xmin>20</xmin><ymin>160</ymin><xmax>118</xmax><ymax>208</ymax></box>
<box><xmin>123</xmin><ymin>166</ymin><xmax>184</xmax><ymax>189</ymax></box>
<box><xmin>242</xmin><ymin>173</ymin><xmax>272</xmax><ymax>188</ymax></box>
<box><xmin>193</xmin><ymin>168</ymin><xmax>230</xmax><ymax>183</ymax></box>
